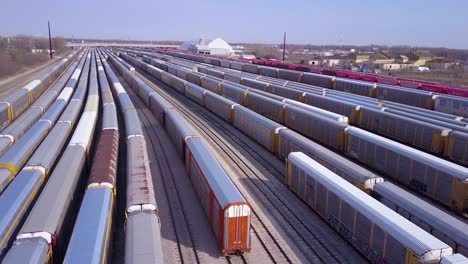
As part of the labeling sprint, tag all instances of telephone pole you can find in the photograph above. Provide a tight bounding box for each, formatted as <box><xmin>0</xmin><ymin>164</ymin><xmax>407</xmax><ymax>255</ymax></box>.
<box><xmin>282</xmin><ymin>32</ymin><xmax>286</xmax><ymax>61</ymax></box>
<box><xmin>48</xmin><ymin>20</ymin><xmax>53</xmax><ymax>59</ymax></box>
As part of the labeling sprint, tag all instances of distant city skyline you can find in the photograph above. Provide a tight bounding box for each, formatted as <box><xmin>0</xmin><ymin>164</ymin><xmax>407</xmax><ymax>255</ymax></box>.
<box><xmin>2</xmin><ymin>0</ymin><xmax>467</xmax><ymax>49</ymax></box>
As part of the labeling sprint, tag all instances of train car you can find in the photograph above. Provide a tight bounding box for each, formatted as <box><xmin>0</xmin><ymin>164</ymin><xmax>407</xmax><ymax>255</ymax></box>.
<box><xmin>147</xmin><ymin>64</ymin><xmax>164</xmax><ymax>80</ymax></box>
<box><xmin>345</xmin><ymin>127</ymin><xmax>468</xmax><ymax>212</ymax></box>
<box><xmin>0</xmin><ymin>119</ymin><xmax>51</xmax><ymax>192</ymax></box>
<box><xmin>223</xmin><ymin>72</ymin><xmax>244</xmax><ymax>84</ymax></box>
<box><xmin>185</xmin><ymin>137</ymin><xmax>251</xmax><ymax>255</ymax></box>
<box><xmin>373</xmin><ymin>182</ymin><xmax>468</xmax><ymax>256</ymax></box>
<box><xmin>243</xmin><ymin>63</ymin><xmax>259</xmax><ymax>74</ymax></box>
<box><xmin>176</xmin><ymin>67</ymin><xmax>190</xmax><ymax>80</ymax></box>
<box><xmin>302</xmin><ymin>93</ymin><xmax>361</xmax><ymax>124</ymax></box>
<box><xmin>126</xmin><ymin>136</ymin><xmax>157</xmax><ymax>213</ymax></box>
<box><xmin>204</xmin><ymin>91</ymin><xmax>238</xmax><ymax>123</ymax></box>
<box><xmin>420</xmin><ymin>83</ymin><xmax>448</xmax><ymax>94</ymax></box>
<box><xmin>9</xmin><ymin>143</ymin><xmax>87</xmax><ymax>263</ymax></box>
<box><xmin>440</xmin><ymin>254</ymin><xmax>468</xmax><ymax>264</ymax></box>
<box><xmin>64</xmin><ymin>128</ymin><xmax>119</xmax><ymax>264</ymax></box>
<box><xmin>333</xmin><ymin>78</ymin><xmax>377</xmax><ymax>97</ymax></box>
<box><xmin>169</xmin><ymin>74</ymin><xmax>187</xmax><ymax>94</ymax></box>
<box><xmin>165</xmin><ymin>108</ymin><xmax>198</xmax><ymax>157</ymax></box>
<box><xmin>258</xmin><ymin>66</ymin><xmax>278</xmax><ymax>78</ymax></box>
<box><xmin>186</xmin><ymin>71</ymin><xmax>205</xmax><ymax>86</ymax></box>
<box><xmin>283</xmin><ymin>104</ymin><xmax>348</xmax><ymax>152</ymax></box>
<box><xmin>136</xmin><ymin>81</ymin><xmax>156</xmax><ymax>106</ymax></box>
<box><xmin>244</xmin><ymin>91</ymin><xmax>284</xmax><ymax>123</ymax></box>
<box><xmin>267</xmin><ymin>84</ymin><xmax>304</xmax><ymax>101</ymax></box>
<box><xmin>381</xmin><ymin>100</ymin><xmax>464</xmax><ymax>122</ymax></box>
<box><xmin>277</xmin><ymin>68</ymin><xmax>303</xmax><ymax>82</ymax></box>
<box><xmin>232</xmin><ymin>105</ymin><xmax>286</xmax><ymax>153</ymax></box>
<box><xmin>283</xmin><ymin>99</ymin><xmax>349</xmax><ymax>124</ymax></box>
<box><xmin>2</xmin><ymin>238</ymin><xmax>49</xmax><ymax>263</ymax></box>
<box><xmin>446</xmin><ymin>87</ymin><xmax>468</xmax><ymax>98</ymax></box>
<box><xmin>358</xmin><ymin>107</ymin><xmax>450</xmax><ymax>154</ymax></box>
<box><xmin>125</xmin><ymin>211</ymin><xmax>164</xmax><ymax>264</ymax></box>
<box><xmin>219</xmin><ymin>82</ymin><xmax>247</xmax><ymax>104</ymax></box>
<box><xmin>206</xmin><ymin>68</ymin><xmax>224</xmax><ymax>79</ymax></box>
<box><xmin>301</xmin><ymin>72</ymin><xmax>334</xmax><ymax>88</ymax></box>
<box><xmin>277</xmin><ymin>129</ymin><xmax>383</xmax><ymax>192</ymax></box>
<box><xmin>149</xmin><ymin>92</ymin><xmax>174</xmax><ymax>125</ymax></box>
<box><xmin>229</xmin><ymin>61</ymin><xmax>244</xmax><ymax>71</ymax></box>
<box><xmin>397</xmin><ymin>78</ymin><xmax>422</xmax><ymax>89</ymax></box>
<box><xmin>435</xmin><ymin>95</ymin><xmax>468</xmax><ymax>118</ymax></box>
<box><xmin>201</xmin><ymin>76</ymin><xmax>222</xmax><ymax>94</ymax></box>
<box><xmin>286</xmin><ymin>152</ymin><xmax>453</xmax><ymax>263</ymax></box>
<box><xmin>241</xmin><ymin>78</ymin><xmax>269</xmax><ymax>91</ymax></box>
<box><xmin>124</xmin><ymin>109</ymin><xmax>144</xmax><ymax>139</ymax></box>
<box><xmin>160</xmin><ymin>71</ymin><xmax>172</xmax><ymax>86</ymax></box>
<box><xmin>220</xmin><ymin>59</ymin><xmax>231</xmax><ymax>68</ymax></box>
<box><xmin>376</xmin><ymin>84</ymin><xmax>436</xmax><ymax>109</ymax></box>
<box><xmin>184</xmin><ymin>82</ymin><xmax>206</xmax><ymax>105</ymax></box>
<box><xmin>444</xmin><ymin>131</ymin><xmax>468</xmax><ymax>166</ymax></box>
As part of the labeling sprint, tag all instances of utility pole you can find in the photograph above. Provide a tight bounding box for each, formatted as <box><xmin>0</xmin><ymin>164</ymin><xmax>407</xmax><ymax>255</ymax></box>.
<box><xmin>282</xmin><ymin>32</ymin><xmax>286</xmax><ymax>61</ymax></box>
<box><xmin>48</xmin><ymin>20</ymin><xmax>53</xmax><ymax>59</ymax></box>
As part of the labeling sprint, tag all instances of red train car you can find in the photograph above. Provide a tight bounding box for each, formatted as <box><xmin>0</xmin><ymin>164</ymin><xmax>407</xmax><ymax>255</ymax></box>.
<box><xmin>185</xmin><ymin>137</ymin><xmax>251</xmax><ymax>255</ymax></box>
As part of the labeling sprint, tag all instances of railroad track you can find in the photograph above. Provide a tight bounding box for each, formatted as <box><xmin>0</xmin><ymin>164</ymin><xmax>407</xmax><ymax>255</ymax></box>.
<box><xmin>132</xmin><ymin>68</ymin><xmax>365</xmax><ymax>263</ymax></box>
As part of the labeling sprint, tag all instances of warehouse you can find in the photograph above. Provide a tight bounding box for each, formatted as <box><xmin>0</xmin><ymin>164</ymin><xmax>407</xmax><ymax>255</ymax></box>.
<box><xmin>179</xmin><ymin>35</ymin><xmax>234</xmax><ymax>56</ymax></box>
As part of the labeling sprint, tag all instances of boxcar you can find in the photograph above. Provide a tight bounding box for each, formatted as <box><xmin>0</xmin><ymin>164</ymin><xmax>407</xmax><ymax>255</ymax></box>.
<box><xmin>302</xmin><ymin>72</ymin><xmax>334</xmax><ymax>89</ymax></box>
<box><xmin>165</xmin><ymin>109</ymin><xmax>198</xmax><ymax>157</ymax></box>
<box><xmin>241</xmin><ymin>78</ymin><xmax>269</xmax><ymax>91</ymax></box>
<box><xmin>333</xmin><ymin>78</ymin><xmax>377</xmax><ymax>97</ymax></box>
<box><xmin>440</xmin><ymin>254</ymin><xmax>468</xmax><ymax>264</ymax></box>
<box><xmin>277</xmin><ymin>129</ymin><xmax>383</xmax><ymax>192</ymax></box>
<box><xmin>184</xmin><ymin>82</ymin><xmax>206</xmax><ymax>105</ymax></box>
<box><xmin>220</xmin><ymin>82</ymin><xmax>247</xmax><ymax>104</ymax></box>
<box><xmin>444</xmin><ymin>131</ymin><xmax>468</xmax><ymax>166</ymax></box>
<box><xmin>302</xmin><ymin>93</ymin><xmax>361</xmax><ymax>124</ymax></box>
<box><xmin>258</xmin><ymin>66</ymin><xmax>278</xmax><ymax>78</ymax></box>
<box><xmin>376</xmin><ymin>84</ymin><xmax>436</xmax><ymax>109</ymax></box>
<box><xmin>435</xmin><ymin>95</ymin><xmax>468</xmax><ymax>118</ymax></box>
<box><xmin>125</xmin><ymin>211</ymin><xmax>164</xmax><ymax>264</ymax></box>
<box><xmin>204</xmin><ymin>91</ymin><xmax>238</xmax><ymax>123</ymax></box>
<box><xmin>283</xmin><ymin>105</ymin><xmax>348</xmax><ymax>152</ymax></box>
<box><xmin>345</xmin><ymin>127</ymin><xmax>468</xmax><ymax>212</ymax></box>
<box><xmin>232</xmin><ymin>105</ymin><xmax>286</xmax><ymax>153</ymax></box>
<box><xmin>286</xmin><ymin>152</ymin><xmax>453</xmax><ymax>263</ymax></box>
<box><xmin>373</xmin><ymin>182</ymin><xmax>468</xmax><ymax>256</ymax></box>
<box><xmin>185</xmin><ymin>137</ymin><xmax>251</xmax><ymax>255</ymax></box>
<box><xmin>358</xmin><ymin>107</ymin><xmax>450</xmax><ymax>154</ymax></box>
<box><xmin>244</xmin><ymin>92</ymin><xmax>284</xmax><ymax>123</ymax></box>
<box><xmin>277</xmin><ymin>68</ymin><xmax>303</xmax><ymax>82</ymax></box>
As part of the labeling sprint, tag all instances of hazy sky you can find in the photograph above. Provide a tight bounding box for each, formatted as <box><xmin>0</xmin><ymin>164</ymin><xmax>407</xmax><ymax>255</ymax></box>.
<box><xmin>1</xmin><ymin>0</ymin><xmax>467</xmax><ymax>49</ymax></box>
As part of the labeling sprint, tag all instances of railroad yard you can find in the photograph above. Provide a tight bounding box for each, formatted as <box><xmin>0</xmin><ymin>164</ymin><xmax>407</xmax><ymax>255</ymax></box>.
<box><xmin>0</xmin><ymin>46</ymin><xmax>467</xmax><ymax>264</ymax></box>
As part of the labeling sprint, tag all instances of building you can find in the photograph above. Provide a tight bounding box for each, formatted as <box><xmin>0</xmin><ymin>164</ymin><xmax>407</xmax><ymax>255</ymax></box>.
<box><xmin>427</xmin><ymin>58</ymin><xmax>460</xmax><ymax>70</ymax></box>
<box><xmin>323</xmin><ymin>55</ymin><xmax>349</xmax><ymax>67</ymax></box>
<box><xmin>301</xmin><ymin>58</ymin><xmax>322</xmax><ymax>66</ymax></box>
<box><xmin>406</xmin><ymin>51</ymin><xmax>437</xmax><ymax>66</ymax></box>
<box><xmin>381</xmin><ymin>63</ymin><xmax>412</xmax><ymax>71</ymax></box>
<box><xmin>370</xmin><ymin>53</ymin><xmax>394</xmax><ymax>64</ymax></box>
<box><xmin>348</xmin><ymin>53</ymin><xmax>371</xmax><ymax>63</ymax></box>
<box><xmin>179</xmin><ymin>35</ymin><xmax>234</xmax><ymax>56</ymax></box>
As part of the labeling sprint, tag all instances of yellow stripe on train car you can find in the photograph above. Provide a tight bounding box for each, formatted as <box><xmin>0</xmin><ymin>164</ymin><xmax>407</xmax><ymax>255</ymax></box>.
<box><xmin>101</xmin><ymin>196</ymin><xmax>114</xmax><ymax>264</ymax></box>
<box><xmin>452</xmin><ymin>179</ymin><xmax>468</xmax><ymax>212</ymax></box>
<box><xmin>405</xmin><ymin>249</ymin><xmax>420</xmax><ymax>264</ymax></box>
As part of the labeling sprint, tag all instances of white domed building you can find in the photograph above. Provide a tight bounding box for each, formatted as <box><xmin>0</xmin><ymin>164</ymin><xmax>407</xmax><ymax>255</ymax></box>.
<box><xmin>179</xmin><ymin>35</ymin><xmax>234</xmax><ymax>56</ymax></box>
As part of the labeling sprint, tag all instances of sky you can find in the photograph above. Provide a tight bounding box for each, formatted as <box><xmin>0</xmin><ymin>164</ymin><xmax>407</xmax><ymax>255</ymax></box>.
<box><xmin>1</xmin><ymin>0</ymin><xmax>467</xmax><ymax>49</ymax></box>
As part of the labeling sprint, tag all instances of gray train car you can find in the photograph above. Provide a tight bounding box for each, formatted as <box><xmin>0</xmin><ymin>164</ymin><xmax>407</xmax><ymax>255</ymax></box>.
<box><xmin>373</xmin><ymin>182</ymin><xmax>468</xmax><ymax>256</ymax></box>
<box><xmin>232</xmin><ymin>105</ymin><xmax>286</xmax><ymax>153</ymax></box>
<box><xmin>345</xmin><ymin>127</ymin><xmax>468</xmax><ymax>212</ymax></box>
<box><xmin>286</xmin><ymin>152</ymin><xmax>453</xmax><ymax>263</ymax></box>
